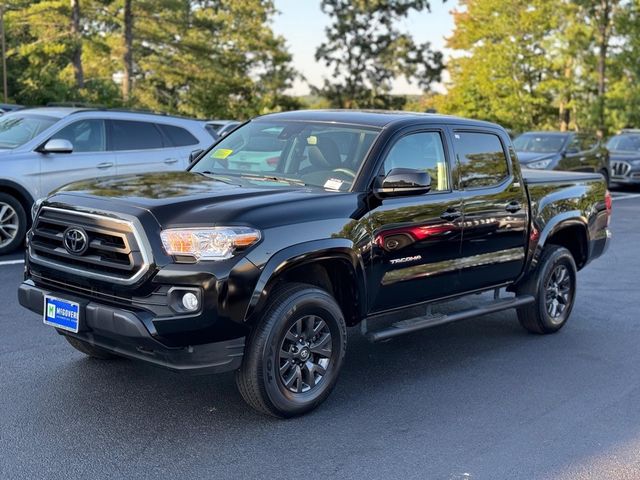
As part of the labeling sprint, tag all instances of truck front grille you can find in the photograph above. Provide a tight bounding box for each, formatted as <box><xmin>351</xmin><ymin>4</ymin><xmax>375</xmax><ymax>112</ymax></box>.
<box><xmin>29</xmin><ymin>207</ymin><xmax>150</xmax><ymax>285</ymax></box>
<box><xmin>612</xmin><ymin>161</ymin><xmax>631</xmax><ymax>177</ymax></box>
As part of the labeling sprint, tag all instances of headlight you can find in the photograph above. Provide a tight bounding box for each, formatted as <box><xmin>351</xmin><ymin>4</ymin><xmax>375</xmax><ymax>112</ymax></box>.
<box><xmin>160</xmin><ymin>227</ymin><xmax>261</xmax><ymax>260</ymax></box>
<box><xmin>31</xmin><ymin>198</ymin><xmax>43</xmax><ymax>220</ymax></box>
<box><xmin>526</xmin><ymin>158</ymin><xmax>552</xmax><ymax>169</ymax></box>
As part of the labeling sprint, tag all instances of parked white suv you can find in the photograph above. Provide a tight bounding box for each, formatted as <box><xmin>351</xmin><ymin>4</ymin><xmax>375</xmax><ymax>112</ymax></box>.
<box><xmin>0</xmin><ymin>107</ymin><xmax>215</xmax><ymax>254</ymax></box>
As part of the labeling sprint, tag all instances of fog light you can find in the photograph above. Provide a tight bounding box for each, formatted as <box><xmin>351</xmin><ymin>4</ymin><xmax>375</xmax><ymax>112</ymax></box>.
<box><xmin>182</xmin><ymin>292</ymin><xmax>199</xmax><ymax>312</ymax></box>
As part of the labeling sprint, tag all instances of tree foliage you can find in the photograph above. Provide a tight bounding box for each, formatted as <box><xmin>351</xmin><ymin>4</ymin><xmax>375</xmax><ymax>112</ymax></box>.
<box><xmin>313</xmin><ymin>0</ymin><xmax>444</xmax><ymax>109</ymax></box>
<box><xmin>2</xmin><ymin>0</ymin><xmax>299</xmax><ymax>118</ymax></box>
<box><xmin>435</xmin><ymin>0</ymin><xmax>635</xmax><ymax>135</ymax></box>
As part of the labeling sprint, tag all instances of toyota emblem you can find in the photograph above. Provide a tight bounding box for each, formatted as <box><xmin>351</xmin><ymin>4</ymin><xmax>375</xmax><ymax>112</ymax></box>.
<box><xmin>63</xmin><ymin>227</ymin><xmax>89</xmax><ymax>255</ymax></box>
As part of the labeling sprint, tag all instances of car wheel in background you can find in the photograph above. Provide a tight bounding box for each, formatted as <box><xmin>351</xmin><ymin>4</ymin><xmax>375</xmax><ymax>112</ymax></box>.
<box><xmin>0</xmin><ymin>193</ymin><xmax>26</xmax><ymax>255</ymax></box>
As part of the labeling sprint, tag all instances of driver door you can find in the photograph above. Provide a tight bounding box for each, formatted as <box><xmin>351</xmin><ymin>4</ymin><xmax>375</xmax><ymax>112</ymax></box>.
<box><xmin>39</xmin><ymin>119</ymin><xmax>114</xmax><ymax>196</ymax></box>
<box><xmin>366</xmin><ymin>128</ymin><xmax>464</xmax><ymax>313</ymax></box>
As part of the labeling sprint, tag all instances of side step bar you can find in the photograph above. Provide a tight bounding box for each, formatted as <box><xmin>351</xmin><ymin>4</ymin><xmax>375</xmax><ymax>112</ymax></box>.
<box><xmin>366</xmin><ymin>295</ymin><xmax>535</xmax><ymax>343</ymax></box>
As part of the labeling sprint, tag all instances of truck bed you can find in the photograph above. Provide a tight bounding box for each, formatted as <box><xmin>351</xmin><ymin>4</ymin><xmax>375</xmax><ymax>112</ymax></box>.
<box><xmin>522</xmin><ymin>168</ymin><xmax>604</xmax><ymax>185</ymax></box>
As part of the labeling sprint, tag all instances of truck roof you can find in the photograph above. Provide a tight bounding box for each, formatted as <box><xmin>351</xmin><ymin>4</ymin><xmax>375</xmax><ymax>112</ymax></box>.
<box><xmin>256</xmin><ymin>109</ymin><xmax>502</xmax><ymax>130</ymax></box>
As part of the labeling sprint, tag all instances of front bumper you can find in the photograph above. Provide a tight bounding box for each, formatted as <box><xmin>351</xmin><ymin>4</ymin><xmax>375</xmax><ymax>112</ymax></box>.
<box><xmin>18</xmin><ymin>280</ymin><xmax>245</xmax><ymax>375</ymax></box>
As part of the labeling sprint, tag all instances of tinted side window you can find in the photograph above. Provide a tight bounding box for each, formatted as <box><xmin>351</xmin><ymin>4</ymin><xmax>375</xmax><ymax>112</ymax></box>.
<box><xmin>110</xmin><ymin>120</ymin><xmax>164</xmax><ymax>151</ymax></box>
<box><xmin>566</xmin><ymin>135</ymin><xmax>581</xmax><ymax>153</ymax></box>
<box><xmin>54</xmin><ymin>120</ymin><xmax>106</xmax><ymax>152</ymax></box>
<box><xmin>580</xmin><ymin>134</ymin><xmax>597</xmax><ymax>151</ymax></box>
<box><xmin>454</xmin><ymin>132</ymin><xmax>509</xmax><ymax>189</ymax></box>
<box><xmin>157</xmin><ymin>124</ymin><xmax>199</xmax><ymax>147</ymax></box>
<box><xmin>382</xmin><ymin>131</ymin><xmax>449</xmax><ymax>191</ymax></box>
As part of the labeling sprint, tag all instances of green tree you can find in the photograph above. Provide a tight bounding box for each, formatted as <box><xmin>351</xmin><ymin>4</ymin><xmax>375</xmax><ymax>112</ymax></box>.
<box><xmin>607</xmin><ymin>0</ymin><xmax>640</xmax><ymax>130</ymax></box>
<box><xmin>436</xmin><ymin>0</ymin><xmax>562</xmax><ymax>131</ymax></box>
<box><xmin>313</xmin><ymin>0</ymin><xmax>444</xmax><ymax>109</ymax></box>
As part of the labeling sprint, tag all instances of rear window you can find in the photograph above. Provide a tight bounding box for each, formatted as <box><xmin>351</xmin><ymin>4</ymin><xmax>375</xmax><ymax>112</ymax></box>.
<box><xmin>110</xmin><ymin>120</ymin><xmax>164</xmax><ymax>150</ymax></box>
<box><xmin>454</xmin><ymin>131</ymin><xmax>509</xmax><ymax>189</ymax></box>
<box><xmin>157</xmin><ymin>124</ymin><xmax>199</xmax><ymax>147</ymax></box>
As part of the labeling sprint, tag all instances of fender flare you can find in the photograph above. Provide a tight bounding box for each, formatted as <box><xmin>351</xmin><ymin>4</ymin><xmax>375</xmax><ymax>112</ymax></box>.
<box><xmin>528</xmin><ymin>211</ymin><xmax>589</xmax><ymax>273</ymax></box>
<box><xmin>243</xmin><ymin>238</ymin><xmax>368</xmax><ymax>324</ymax></box>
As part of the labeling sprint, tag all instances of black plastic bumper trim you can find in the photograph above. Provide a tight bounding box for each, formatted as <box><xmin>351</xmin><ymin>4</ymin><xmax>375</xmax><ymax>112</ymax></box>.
<box><xmin>18</xmin><ymin>280</ymin><xmax>244</xmax><ymax>375</ymax></box>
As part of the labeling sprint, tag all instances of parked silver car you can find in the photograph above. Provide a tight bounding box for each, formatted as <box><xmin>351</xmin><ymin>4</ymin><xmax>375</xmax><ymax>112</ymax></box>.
<box><xmin>0</xmin><ymin>107</ymin><xmax>214</xmax><ymax>253</ymax></box>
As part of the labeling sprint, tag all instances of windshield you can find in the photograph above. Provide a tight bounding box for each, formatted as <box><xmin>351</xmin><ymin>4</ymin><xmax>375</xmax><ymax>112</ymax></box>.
<box><xmin>513</xmin><ymin>134</ymin><xmax>566</xmax><ymax>153</ymax></box>
<box><xmin>607</xmin><ymin>134</ymin><xmax>640</xmax><ymax>152</ymax></box>
<box><xmin>0</xmin><ymin>113</ymin><xmax>58</xmax><ymax>149</ymax></box>
<box><xmin>190</xmin><ymin>120</ymin><xmax>380</xmax><ymax>191</ymax></box>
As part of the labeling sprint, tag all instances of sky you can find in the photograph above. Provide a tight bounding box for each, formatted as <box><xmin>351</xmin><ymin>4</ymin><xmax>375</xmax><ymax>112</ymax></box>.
<box><xmin>272</xmin><ymin>0</ymin><xmax>459</xmax><ymax>96</ymax></box>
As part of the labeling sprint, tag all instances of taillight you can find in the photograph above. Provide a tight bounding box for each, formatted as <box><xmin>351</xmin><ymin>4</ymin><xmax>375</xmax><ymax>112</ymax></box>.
<box><xmin>605</xmin><ymin>190</ymin><xmax>612</xmax><ymax>213</ymax></box>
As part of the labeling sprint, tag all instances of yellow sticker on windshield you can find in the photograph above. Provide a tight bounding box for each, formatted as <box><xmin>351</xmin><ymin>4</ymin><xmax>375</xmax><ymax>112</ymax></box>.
<box><xmin>307</xmin><ymin>135</ymin><xmax>317</xmax><ymax>145</ymax></box>
<box><xmin>211</xmin><ymin>148</ymin><xmax>233</xmax><ymax>159</ymax></box>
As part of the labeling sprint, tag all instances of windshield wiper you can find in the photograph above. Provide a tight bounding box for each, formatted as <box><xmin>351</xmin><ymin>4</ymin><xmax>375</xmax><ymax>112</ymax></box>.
<box><xmin>197</xmin><ymin>171</ymin><xmax>307</xmax><ymax>187</ymax></box>
<box><xmin>239</xmin><ymin>174</ymin><xmax>307</xmax><ymax>186</ymax></box>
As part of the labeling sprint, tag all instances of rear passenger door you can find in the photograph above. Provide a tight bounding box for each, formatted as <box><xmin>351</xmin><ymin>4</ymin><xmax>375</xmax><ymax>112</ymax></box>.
<box><xmin>109</xmin><ymin>120</ymin><xmax>188</xmax><ymax>175</ymax></box>
<box><xmin>451</xmin><ymin>129</ymin><xmax>528</xmax><ymax>292</ymax></box>
<box><xmin>156</xmin><ymin>123</ymin><xmax>203</xmax><ymax>168</ymax></box>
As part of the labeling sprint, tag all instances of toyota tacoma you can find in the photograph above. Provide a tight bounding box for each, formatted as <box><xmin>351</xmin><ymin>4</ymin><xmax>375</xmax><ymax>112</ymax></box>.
<box><xmin>18</xmin><ymin>110</ymin><xmax>612</xmax><ymax>417</ymax></box>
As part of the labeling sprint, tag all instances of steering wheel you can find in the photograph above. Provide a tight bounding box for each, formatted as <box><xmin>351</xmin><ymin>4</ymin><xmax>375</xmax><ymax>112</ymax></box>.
<box><xmin>331</xmin><ymin>168</ymin><xmax>356</xmax><ymax>178</ymax></box>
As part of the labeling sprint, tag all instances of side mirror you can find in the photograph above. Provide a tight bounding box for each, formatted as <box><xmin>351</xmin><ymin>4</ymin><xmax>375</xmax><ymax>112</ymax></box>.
<box><xmin>374</xmin><ymin>168</ymin><xmax>431</xmax><ymax>198</ymax></box>
<box><xmin>189</xmin><ymin>149</ymin><xmax>205</xmax><ymax>165</ymax></box>
<box><xmin>40</xmin><ymin>138</ymin><xmax>73</xmax><ymax>154</ymax></box>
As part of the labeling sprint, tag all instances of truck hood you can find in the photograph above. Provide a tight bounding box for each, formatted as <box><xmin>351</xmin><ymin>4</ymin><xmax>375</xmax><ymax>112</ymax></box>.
<box><xmin>609</xmin><ymin>150</ymin><xmax>640</xmax><ymax>163</ymax></box>
<box><xmin>52</xmin><ymin>171</ymin><xmax>361</xmax><ymax>228</ymax></box>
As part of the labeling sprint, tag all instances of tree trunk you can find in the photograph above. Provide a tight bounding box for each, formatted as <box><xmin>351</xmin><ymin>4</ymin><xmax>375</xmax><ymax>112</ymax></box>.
<box><xmin>559</xmin><ymin>61</ymin><xmax>572</xmax><ymax>131</ymax></box>
<box><xmin>70</xmin><ymin>0</ymin><xmax>84</xmax><ymax>89</ymax></box>
<box><xmin>596</xmin><ymin>0</ymin><xmax>613</xmax><ymax>138</ymax></box>
<box><xmin>122</xmin><ymin>0</ymin><xmax>133</xmax><ymax>101</ymax></box>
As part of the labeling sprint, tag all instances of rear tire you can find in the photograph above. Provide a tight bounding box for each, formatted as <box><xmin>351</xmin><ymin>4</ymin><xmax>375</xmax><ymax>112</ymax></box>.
<box><xmin>0</xmin><ymin>193</ymin><xmax>26</xmax><ymax>255</ymax></box>
<box><xmin>236</xmin><ymin>283</ymin><xmax>347</xmax><ymax>418</ymax></box>
<box><xmin>516</xmin><ymin>245</ymin><xmax>577</xmax><ymax>334</ymax></box>
<box><xmin>64</xmin><ymin>335</ymin><xmax>118</xmax><ymax>360</ymax></box>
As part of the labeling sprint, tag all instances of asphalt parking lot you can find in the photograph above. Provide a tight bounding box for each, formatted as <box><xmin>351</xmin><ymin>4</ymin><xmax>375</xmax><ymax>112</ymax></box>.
<box><xmin>1</xmin><ymin>190</ymin><xmax>639</xmax><ymax>480</ymax></box>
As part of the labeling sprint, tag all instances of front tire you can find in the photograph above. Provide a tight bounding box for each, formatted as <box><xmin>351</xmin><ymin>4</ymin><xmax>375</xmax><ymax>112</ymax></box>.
<box><xmin>516</xmin><ymin>245</ymin><xmax>577</xmax><ymax>334</ymax></box>
<box><xmin>236</xmin><ymin>283</ymin><xmax>347</xmax><ymax>418</ymax></box>
<box><xmin>0</xmin><ymin>193</ymin><xmax>26</xmax><ymax>255</ymax></box>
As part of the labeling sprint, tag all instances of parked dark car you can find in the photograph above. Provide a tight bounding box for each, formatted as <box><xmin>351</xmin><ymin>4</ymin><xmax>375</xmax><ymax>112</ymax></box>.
<box><xmin>606</xmin><ymin>130</ymin><xmax>640</xmax><ymax>187</ymax></box>
<box><xmin>19</xmin><ymin>110</ymin><xmax>611</xmax><ymax>417</ymax></box>
<box><xmin>513</xmin><ymin>131</ymin><xmax>610</xmax><ymax>185</ymax></box>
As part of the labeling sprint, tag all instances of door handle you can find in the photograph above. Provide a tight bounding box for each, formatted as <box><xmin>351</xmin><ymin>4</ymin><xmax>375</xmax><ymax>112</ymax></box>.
<box><xmin>440</xmin><ymin>209</ymin><xmax>461</xmax><ymax>221</ymax></box>
<box><xmin>97</xmin><ymin>162</ymin><xmax>114</xmax><ymax>169</ymax></box>
<box><xmin>505</xmin><ymin>201</ymin><xmax>522</xmax><ymax>213</ymax></box>
<box><xmin>164</xmin><ymin>158</ymin><xmax>179</xmax><ymax>164</ymax></box>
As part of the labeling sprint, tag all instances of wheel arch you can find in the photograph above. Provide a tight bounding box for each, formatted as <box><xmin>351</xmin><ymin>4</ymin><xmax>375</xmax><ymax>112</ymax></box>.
<box><xmin>244</xmin><ymin>239</ymin><xmax>367</xmax><ymax>327</ymax></box>
<box><xmin>0</xmin><ymin>179</ymin><xmax>35</xmax><ymax>221</ymax></box>
<box><xmin>536</xmin><ymin>214</ymin><xmax>589</xmax><ymax>270</ymax></box>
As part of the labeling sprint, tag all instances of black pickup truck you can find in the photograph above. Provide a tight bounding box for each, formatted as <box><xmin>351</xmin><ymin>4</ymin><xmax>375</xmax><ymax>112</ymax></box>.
<box><xmin>18</xmin><ymin>110</ymin><xmax>611</xmax><ymax>417</ymax></box>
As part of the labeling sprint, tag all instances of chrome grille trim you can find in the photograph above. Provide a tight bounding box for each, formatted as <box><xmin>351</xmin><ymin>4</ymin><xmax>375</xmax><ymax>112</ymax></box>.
<box><xmin>611</xmin><ymin>161</ymin><xmax>631</xmax><ymax>177</ymax></box>
<box><xmin>29</xmin><ymin>206</ymin><xmax>152</xmax><ymax>285</ymax></box>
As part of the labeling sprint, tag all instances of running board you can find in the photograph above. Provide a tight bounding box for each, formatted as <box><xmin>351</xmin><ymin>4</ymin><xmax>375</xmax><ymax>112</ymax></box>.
<box><xmin>366</xmin><ymin>295</ymin><xmax>535</xmax><ymax>343</ymax></box>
